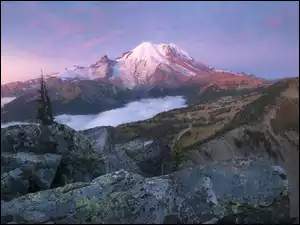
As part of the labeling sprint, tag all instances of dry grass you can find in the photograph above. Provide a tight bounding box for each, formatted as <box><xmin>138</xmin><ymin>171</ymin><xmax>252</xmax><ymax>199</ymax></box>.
<box><xmin>270</xmin><ymin>98</ymin><xmax>299</xmax><ymax>134</ymax></box>
<box><xmin>114</xmin><ymin>92</ymin><xmax>262</xmax><ymax>150</ymax></box>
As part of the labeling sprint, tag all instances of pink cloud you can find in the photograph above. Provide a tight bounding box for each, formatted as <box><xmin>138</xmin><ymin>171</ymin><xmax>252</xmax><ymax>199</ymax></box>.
<box><xmin>237</xmin><ymin>31</ymin><xmax>251</xmax><ymax>38</ymax></box>
<box><xmin>83</xmin><ymin>30</ymin><xmax>127</xmax><ymax>49</ymax></box>
<box><xmin>265</xmin><ymin>16</ymin><xmax>283</xmax><ymax>29</ymax></box>
<box><xmin>29</xmin><ymin>20</ymin><xmax>40</xmax><ymax>28</ymax></box>
<box><xmin>36</xmin><ymin>18</ymin><xmax>93</xmax><ymax>48</ymax></box>
<box><xmin>92</xmin><ymin>9</ymin><xmax>102</xmax><ymax>16</ymax></box>
<box><xmin>83</xmin><ymin>37</ymin><xmax>110</xmax><ymax>49</ymax></box>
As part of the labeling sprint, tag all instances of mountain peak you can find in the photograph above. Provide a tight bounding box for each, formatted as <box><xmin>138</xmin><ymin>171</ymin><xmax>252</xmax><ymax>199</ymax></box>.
<box><xmin>119</xmin><ymin>42</ymin><xmax>194</xmax><ymax>64</ymax></box>
<box><xmin>160</xmin><ymin>43</ymin><xmax>194</xmax><ymax>62</ymax></box>
<box><xmin>139</xmin><ymin>41</ymin><xmax>154</xmax><ymax>46</ymax></box>
<box><xmin>100</xmin><ymin>55</ymin><xmax>109</xmax><ymax>62</ymax></box>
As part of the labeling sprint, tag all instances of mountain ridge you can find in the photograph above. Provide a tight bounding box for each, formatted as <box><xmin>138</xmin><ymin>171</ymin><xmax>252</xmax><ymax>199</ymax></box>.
<box><xmin>1</xmin><ymin>42</ymin><xmax>273</xmax><ymax>123</ymax></box>
<box><xmin>1</xmin><ymin>42</ymin><xmax>268</xmax><ymax>97</ymax></box>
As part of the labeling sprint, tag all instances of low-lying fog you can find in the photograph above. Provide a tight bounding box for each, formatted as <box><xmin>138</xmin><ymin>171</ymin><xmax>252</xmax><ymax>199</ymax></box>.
<box><xmin>1</xmin><ymin>96</ymin><xmax>187</xmax><ymax>130</ymax></box>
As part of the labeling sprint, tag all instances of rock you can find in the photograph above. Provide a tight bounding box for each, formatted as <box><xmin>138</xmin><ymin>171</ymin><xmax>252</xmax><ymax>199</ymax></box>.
<box><xmin>1</xmin><ymin>159</ymin><xmax>291</xmax><ymax>224</ymax></box>
<box><xmin>163</xmin><ymin>215</ymin><xmax>181</xmax><ymax>224</ymax></box>
<box><xmin>82</xmin><ymin>127</ymin><xmax>142</xmax><ymax>175</ymax></box>
<box><xmin>1</xmin><ymin>123</ymin><xmax>106</xmax><ymax>187</ymax></box>
<box><xmin>116</xmin><ymin>139</ymin><xmax>173</xmax><ymax>177</ymax></box>
<box><xmin>184</xmin><ymin>125</ymin><xmax>299</xmax><ymax>220</ymax></box>
<box><xmin>82</xmin><ymin>128</ymin><xmax>172</xmax><ymax>177</ymax></box>
<box><xmin>80</xmin><ymin>126</ymin><xmax>115</xmax><ymax>154</ymax></box>
<box><xmin>1</xmin><ymin>168</ymin><xmax>28</xmax><ymax>202</ymax></box>
<box><xmin>184</xmin><ymin>127</ymin><xmax>270</xmax><ymax>168</ymax></box>
<box><xmin>1</xmin><ymin>152</ymin><xmax>62</xmax><ymax>201</ymax></box>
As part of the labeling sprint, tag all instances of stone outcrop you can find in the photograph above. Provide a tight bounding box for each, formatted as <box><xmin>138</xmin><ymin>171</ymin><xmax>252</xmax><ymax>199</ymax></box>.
<box><xmin>1</xmin><ymin>159</ymin><xmax>290</xmax><ymax>224</ymax></box>
<box><xmin>1</xmin><ymin>152</ymin><xmax>62</xmax><ymax>201</ymax></box>
<box><xmin>1</xmin><ymin>123</ymin><xmax>106</xmax><ymax>188</ymax></box>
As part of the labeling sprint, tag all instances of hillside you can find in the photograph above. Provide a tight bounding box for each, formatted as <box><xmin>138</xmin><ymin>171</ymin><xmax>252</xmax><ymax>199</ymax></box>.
<box><xmin>1</xmin><ymin>77</ymin><xmax>298</xmax><ymax>223</ymax></box>
<box><xmin>114</xmin><ymin>77</ymin><xmax>299</xmax><ymax>218</ymax></box>
<box><xmin>1</xmin><ymin>120</ymin><xmax>294</xmax><ymax>224</ymax></box>
<box><xmin>1</xmin><ymin>79</ymin><xmax>137</xmax><ymax>123</ymax></box>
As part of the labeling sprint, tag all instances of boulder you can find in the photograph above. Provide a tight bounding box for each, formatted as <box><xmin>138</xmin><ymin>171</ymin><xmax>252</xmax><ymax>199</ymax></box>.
<box><xmin>82</xmin><ymin>126</ymin><xmax>142</xmax><ymax>175</ymax></box>
<box><xmin>115</xmin><ymin>139</ymin><xmax>173</xmax><ymax>177</ymax></box>
<box><xmin>1</xmin><ymin>152</ymin><xmax>62</xmax><ymax>201</ymax></box>
<box><xmin>183</xmin><ymin>125</ymin><xmax>299</xmax><ymax>219</ymax></box>
<box><xmin>80</xmin><ymin>126</ymin><xmax>115</xmax><ymax>154</ymax></box>
<box><xmin>1</xmin><ymin>159</ymin><xmax>291</xmax><ymax>224</ymax></box>
<box><xmin>1</xmin><ymin>123</ymin><xmax>106</xmax><ymax>187</ymax></box>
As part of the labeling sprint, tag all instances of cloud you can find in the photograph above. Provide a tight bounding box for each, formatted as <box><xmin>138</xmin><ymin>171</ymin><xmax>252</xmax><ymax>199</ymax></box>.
<box><xmin>265</xmin><ymin>16</ymin><xmax>283</xmax><ymax>29</ymax></box>
<box><xmin>83</xmin><ymin>36</ymin><xmax>111</xmax><ymax>49</ymax></box>
<box><xmin>1</xmin><ymin>122</ymin><xmax>34</xmax><ymax>128</ymax></box>
<box><xmin>92</xmin><ymin>9</ymin><xmax>102</xmax><ymax>16</ymax></box>
<box><xmin>1</xmin><ymin>96</ymin><xmax>186</xmax><ymax>130</ymax></box>
<box><xmin>83</xmin><ymin>30</ymin><xmax>127</xmax><ymax>49</ymax></box>
<box><xmin>55</xmin><ymin>96</ymin><xmax>186</xmax><ymax>130</ymax></box>
<box><xmin>1</xmin><ymin>97</ymin><xmax>17</xmax><ymax>107</ymax></box>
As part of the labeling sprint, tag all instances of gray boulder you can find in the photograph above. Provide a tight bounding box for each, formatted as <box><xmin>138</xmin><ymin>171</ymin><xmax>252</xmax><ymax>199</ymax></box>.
<box><xmin>1</xmin><ymin>123</ymin><xmax>106</xmax><ymax>187</ymax></box>
<box><xmin>115</xmin><ymin>139</ymin><xmax>173</xmax><ymax>177</ymax></box>
<box><xmin>82</xmin><ymin>126</ymin><xmax>142</xmax><ymax>175</ymax></box>
<box><xmin>82</xmin><ymin>126</ymin><xmax>173</xmax><ymax>177</ymax></box>
<box><xmin>80</xmin><ymin>126</ymin><xmax>115</xmax><ymax>154</ymax></box>
<box><xmin>1</xmin><ymin>152</ymin><xmax>62</xmax><ymax>201</ymax></box>
<box><xmin>1</xmin><ymin>159</ymin><xmax>291</xmax><ymax>224</ymax></box>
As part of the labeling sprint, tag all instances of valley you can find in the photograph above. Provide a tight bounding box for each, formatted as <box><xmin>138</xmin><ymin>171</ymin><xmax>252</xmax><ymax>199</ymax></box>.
<box><xmin>1</xmin><ymin>42</ymin><xmax>268</xmax><ymax>123</ymax></box>
<box><xmin>1</xmin><ymin>1</ymin><xmax>298</xmax><ymax>223</ymax></box>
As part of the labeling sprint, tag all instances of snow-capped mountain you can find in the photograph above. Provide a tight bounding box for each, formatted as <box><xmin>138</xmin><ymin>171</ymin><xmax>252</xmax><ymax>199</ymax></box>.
<box><xmin>1</xmin><ymin>42</ymin><xmax>268</xmax><ymax>98</ymax></box>
<box><xmin>53</xmin><ymin>41</ymin><xmax>266</xmax><ymax>89</ymax></box>
<box><xmin>46</xmin><ymin>42</ymin><xmax>213</xmax><ymax>88</ymax></box>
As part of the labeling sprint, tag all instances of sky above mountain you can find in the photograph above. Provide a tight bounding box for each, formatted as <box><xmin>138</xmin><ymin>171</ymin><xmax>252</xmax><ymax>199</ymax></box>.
<box><xmin>1</xmin><ymin>1</ymin><xmax>299</xmax><ymax>83</ymax></box>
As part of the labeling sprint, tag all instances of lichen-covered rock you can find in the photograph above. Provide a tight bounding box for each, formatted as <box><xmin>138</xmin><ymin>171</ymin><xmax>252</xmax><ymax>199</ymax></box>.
<box><xmin>1</xmin><ymin>152</ymin><xmax>62</xmax><ymax>201</ymax></box>
<box><xmin>81</xmin><ymin>127</ymin><xmax>142</xmax><ymax>175</ymax></box>
<box><xmin>183</xmin><ymin>125</ymin><xmax>299</xmax><ymax>219</ymax></box>
<box><xmin>1</xmin><ymin>123</ymin><xmax>106</xmax><ymax>187</ymax></box>
<box><xmin>1</xmin><ymin>168</ymin><xmax>28</xmax><ymax>202</ymax></box>
<box><xmin>81</xmin><ymin>128</ymin><xmax>173</xmax><ymax>177</ymax></box>
<box><xmin>115</xmin><ymin>139</ymin><xmax>173</xmax><ymax>177</ymax></box>
<box><xmin>1</xmin><ymin>159</ymin><xmax>291</xmax><ymax>224</ymax></box>
<box><xmin>175</xmin><ymin>158</ymin><xmax>290</xmax><ymax>224</ymax></box>
<box><xmin>80</xmin><ymin>126</ymin><xmax>115</xmax><ymax>154</ymax></box>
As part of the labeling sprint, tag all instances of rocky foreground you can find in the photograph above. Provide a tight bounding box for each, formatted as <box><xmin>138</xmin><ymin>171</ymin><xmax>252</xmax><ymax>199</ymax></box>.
<box><xmin>1</xmin><ymin>122</ymin><xmax>297</xmax><ymax>224</ymax></box>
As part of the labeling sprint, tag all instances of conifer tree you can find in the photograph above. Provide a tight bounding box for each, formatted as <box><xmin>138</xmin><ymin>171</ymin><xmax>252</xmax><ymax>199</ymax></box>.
<box><xmin>36</xmin><ymin>69</ymin><xmax>54</xmax><ymax>125</ymax></box>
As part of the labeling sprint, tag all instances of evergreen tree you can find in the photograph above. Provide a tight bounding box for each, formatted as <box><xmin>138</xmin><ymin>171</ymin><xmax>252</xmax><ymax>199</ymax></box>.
<box><xmin>36</xmin><ymin>72</ymin><xmax>46</xmax><ymax>123</ymax></box>
<box><xmin>44</xmin><ymin>82</ymin><xmax>54</xmax><ymax>122</ymax></box>
<box><xmin>36</xmin><ymin>70</ymin><xmax>54</xmax><ymax>125</ymax></box>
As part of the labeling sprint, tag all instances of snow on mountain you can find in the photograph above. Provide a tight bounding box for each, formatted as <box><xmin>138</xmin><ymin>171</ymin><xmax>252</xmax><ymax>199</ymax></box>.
<box><xmin>110</xmin><ymin>42</ymin><xmax>211</xmax><ymax>87</ymax></box>
<box><xmin>48</xmin><ymin>42</ymin><xmax>207</xmax><ymax>88</ymax></box>
<box><xmin>2</xmin><ymin>42</ymin><xmax>267</xmax><ymax>93</ymax></box>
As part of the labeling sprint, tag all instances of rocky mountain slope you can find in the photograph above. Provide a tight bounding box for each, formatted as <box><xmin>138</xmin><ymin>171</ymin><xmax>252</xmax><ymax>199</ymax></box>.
<box><xmin>113</xmin><ymin>77</ymin><xmax>299</xmax><ymax>218</ymax></box>
<box><xmin>1</xmin><ymin>77</ymin><xmax>298</xmax><ymax>223</ymax></box>
<box><xmin>0</xmin><ymin>78</ymin><xmax>265</xmax><ymax>124</ymax></box>
<box><xmin>0</xmin><ymin>123</ymin><xmax>293</xmax><ymax>224</ymax></box>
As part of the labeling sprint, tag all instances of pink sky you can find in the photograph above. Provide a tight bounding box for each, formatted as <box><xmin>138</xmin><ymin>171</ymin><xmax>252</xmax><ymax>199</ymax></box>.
<box><xmin>1</xmin><ymin>1</ymin><xmax>299</xmax><ymax>84</ymax></box>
